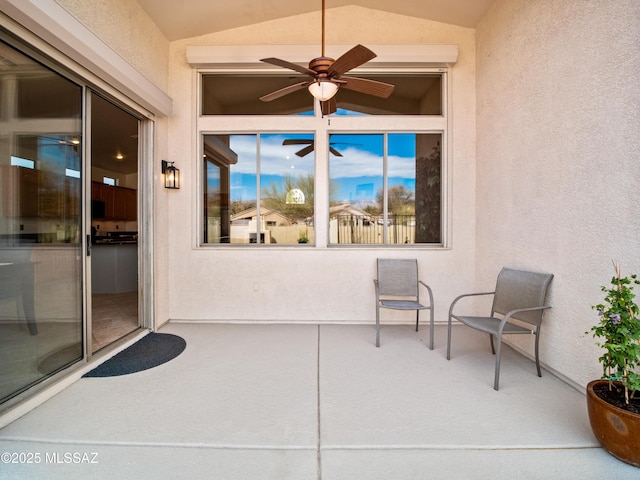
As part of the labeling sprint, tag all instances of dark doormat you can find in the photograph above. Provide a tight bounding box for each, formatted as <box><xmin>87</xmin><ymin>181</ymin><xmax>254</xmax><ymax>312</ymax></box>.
<box><xmin>83</xmin><ymin>333</ymin><xmax>186</xmax><ymax>377</ymax></box>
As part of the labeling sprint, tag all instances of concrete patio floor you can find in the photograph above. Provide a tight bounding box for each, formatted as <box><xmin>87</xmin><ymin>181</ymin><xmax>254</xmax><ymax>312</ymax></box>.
<box><xmin>0</xmin><ymin>323</ymin><xmax>638</xmax><ymax>479</ymax></box>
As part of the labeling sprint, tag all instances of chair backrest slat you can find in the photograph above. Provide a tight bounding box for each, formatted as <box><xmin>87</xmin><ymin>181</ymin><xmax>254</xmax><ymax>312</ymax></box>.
<box><xmin>492</xmin><ymin>267</ymin><xmax>553</xmax><ymax>325</ymax></box>
<box><xmin>377</xmin><ymin>258</ymin><xmax>419</xmax><ymax>297</ymax></box>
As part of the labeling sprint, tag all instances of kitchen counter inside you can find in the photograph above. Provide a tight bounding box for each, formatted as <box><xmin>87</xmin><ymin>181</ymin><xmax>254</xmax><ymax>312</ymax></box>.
<box><xmin>93</xmin><ymin>239</ymin><xmax>138</xmax><ymax>245</ymax></box>
<box><xmin>91</xmin><ymin>230</ymin><xmax>137</xmax><ymax>246</ymax></box>
<box><xmin>91</xmin><ymin>243</ymin><xmax>137</xmax><ymax>294</ymax></box>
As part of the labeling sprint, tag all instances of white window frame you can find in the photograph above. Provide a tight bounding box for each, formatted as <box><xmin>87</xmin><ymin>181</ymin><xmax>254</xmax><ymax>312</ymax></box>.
<box><xmin>195</xmin><ymin>54</ymin><xmax>453</xmax><ymax>249</ymax></box>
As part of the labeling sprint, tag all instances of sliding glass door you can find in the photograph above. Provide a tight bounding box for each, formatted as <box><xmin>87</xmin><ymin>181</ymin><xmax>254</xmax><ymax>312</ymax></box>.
<box><xmin>0</xmin><ymin>40</ymin><xmax>84</xmax><ymax>403</ymax></box>
<box><xmin>89</xmin><ymin>92</ymin><xmax>140</xmax><ymax>353</ymax></box>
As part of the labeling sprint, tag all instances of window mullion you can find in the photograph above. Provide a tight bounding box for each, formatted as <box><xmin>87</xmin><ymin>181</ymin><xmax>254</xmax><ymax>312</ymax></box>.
<box><xmin>383</xmin><ymin>133</ymin><xmax>388</xmax><ymax>245</ymax></box>
<box><xmin>256</xmin><ymin>134</ymin><xmax>261</xmax><ymax>245</ymax></box>
<box><xmin>314</xmin><ymin>125</ymin><xmax>329</xmax><ymax>247</ymax></box>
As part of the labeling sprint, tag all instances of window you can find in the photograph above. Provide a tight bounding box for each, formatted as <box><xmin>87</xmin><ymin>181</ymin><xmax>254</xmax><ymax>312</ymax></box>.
<box><xmin>334</xmin><ymin>74</ymin><xmax>442</xmax><ymax>115</ymax></box>
<box><xmin>202</xmin><ymin>74</ymin><xmax>315</xmax><ymax>115</ymax></box>
<box><xmin>199</xmin><ymin>70</ymin><xmax>447</xmax><ymax>247</ymax></box>
<box><xmin>203</xmin><ymin>133</ymin><xmax>315</xmax><ymax>245</ymax></box>
<box><xmin>201</xmin><ymin>73</ymin><xmax>443</xmax><ymax>116</ymax></box>
<box><xmin>10</xmin><ymin>156</ymin><xmax>34</xmax><ymax>169</ymax></box>
<box><xmin>329</xmin><ymin>133</ymin><xmax>441</xmax><ymax>245</ymax></box>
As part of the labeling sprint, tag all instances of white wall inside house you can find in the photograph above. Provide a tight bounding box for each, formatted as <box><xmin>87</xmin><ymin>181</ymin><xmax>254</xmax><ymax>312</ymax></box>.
<box><xmin>475</xmin><ymin>0</ymin><xmax>640</xmax><ymax>388</ymax></box>
<box><xmin>165</xmin><ymin>6</ymin><xmax>478</xmax><ymax>326</ymax></box>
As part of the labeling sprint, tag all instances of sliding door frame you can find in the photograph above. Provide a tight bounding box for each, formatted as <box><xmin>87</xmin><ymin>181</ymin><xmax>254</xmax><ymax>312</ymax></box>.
<box><xmin>0</xmin><ymin>17</ymin><xmax>156</xmax><ymax>411</ymax></box>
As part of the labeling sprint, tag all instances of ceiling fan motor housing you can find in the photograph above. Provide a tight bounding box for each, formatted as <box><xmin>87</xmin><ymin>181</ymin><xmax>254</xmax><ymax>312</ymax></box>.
<box><xmin>309</xmin><ymin>56</ymin><xmax>335</xmax><ymax>76</ymax></box>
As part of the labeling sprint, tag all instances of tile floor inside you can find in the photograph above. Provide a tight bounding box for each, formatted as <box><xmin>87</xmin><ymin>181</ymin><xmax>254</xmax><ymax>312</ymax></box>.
<box><xmin>91</xmin><ymin>292</ymin><xmax>138</xmax><ymax>352</ymax></box>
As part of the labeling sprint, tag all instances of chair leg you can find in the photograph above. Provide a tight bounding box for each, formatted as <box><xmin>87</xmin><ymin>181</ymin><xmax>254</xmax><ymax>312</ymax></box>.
<box><xmin>494</xmin><ymin>335</ymin><xmax>502</xmax><ymax>391</ymax></box>
<box><xmin>534</xmin><ymin>330</ymin><xmax>542</xmax><ymax>377</ymax></box>
<box><xmin>489</xmin><ymin>334</ymin><xmax>495</xmax><ymax>354</ymax></box>
<box><xmin>429</xmin><ymin>307</ymin><xmax>434</xmax><ymax>350</ymax></box>
<box><xmin>446</xmin><ymin>316</ymin><xmax>452</xmax><ymax>359</ymax></box>
<box><xmin>415</xmin><ymin>310</ymin><xmax>419</xmax><ymax>332</ymax></box>
<box><xmin>19</xmin><ymin>292</ymin><xmax>38</xmax><ymax>336</ymax></box>
<box><xmin>375</xmin><ymin>304</ymin><xmax>381</xmax><ymax>348</ymax></box>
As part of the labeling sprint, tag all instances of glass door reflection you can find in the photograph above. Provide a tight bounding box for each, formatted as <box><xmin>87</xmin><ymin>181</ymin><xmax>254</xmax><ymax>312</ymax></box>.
<box><xmin>0</xmin><ymin>40</ymin><xmax>83</xmax><ymax>404</ymax></box>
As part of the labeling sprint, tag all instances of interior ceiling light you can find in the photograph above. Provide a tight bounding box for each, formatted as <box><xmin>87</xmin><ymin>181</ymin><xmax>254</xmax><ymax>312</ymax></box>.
<box><xmin>115</xmin><ymin>153</ymin><xmax>124</xmax><ymax>160</ymax></box>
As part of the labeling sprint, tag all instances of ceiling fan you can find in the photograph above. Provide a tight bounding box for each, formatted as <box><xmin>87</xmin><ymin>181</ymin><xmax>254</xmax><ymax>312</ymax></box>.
<box><xmin>259</xmin><ymin>0</ymin><xmax>394</xmax><ymax>115</ymax></box>
<box><xmin>283</xmin><ymin>138</ymin><xmax>343</xmax><ymax>157</ymax></box>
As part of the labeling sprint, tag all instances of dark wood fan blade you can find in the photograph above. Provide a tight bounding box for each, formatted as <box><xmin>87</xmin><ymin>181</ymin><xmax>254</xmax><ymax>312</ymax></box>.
<box><xmin>283</xmin><ymin>139</ymin><xmax>313</xmax><ymax>145</ymax></box>
<box><xmin>259</xmin><ymin>82</ymin><xmax>310</xmax><ymax>102</ymax></box>
<box><xmin>341</xmin><ymin>76</ymin><xmax>394</xmax><ymax>98</ymax></box>
<box><xmin>295</xmin><ymin>145</ymin><xmax>315</xmax><ymax>157</ymax></box>
<box><xmin>327</xmin><ymin>44</ymin><xmax>376</xmax><ymax>77</ymax></box>
<box><xmin>320</xmin><ymin>98</ymin><xmax>337</xmax><ymax>115</ymax></box>
<box><xmin>260</xmin><ymin>58</ymin><xmax>317</xmax><ymax>77</ymax></box>
<box><xmin>329</xmin><ymin>147</ymin><xmax>343</xmax><ymax>157</ymax></box>
<box><xmin>286</xmin><ymin>139</ymin><xmax>343</xmax><ymax>156</ymax></box>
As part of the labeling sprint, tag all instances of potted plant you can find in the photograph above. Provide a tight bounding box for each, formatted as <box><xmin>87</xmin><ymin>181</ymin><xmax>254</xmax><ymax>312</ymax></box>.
<box><xmin>586</xmin><ymin>261</ymin><xmax>640</xmax><ymax>467</ymax></box>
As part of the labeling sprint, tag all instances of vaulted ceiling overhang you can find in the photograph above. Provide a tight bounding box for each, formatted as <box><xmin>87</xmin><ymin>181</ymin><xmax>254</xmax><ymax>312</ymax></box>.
<box><xmin>0</xmin><ymin>0</ymin><xmax>173</xmax><ymax>116</ymax></box>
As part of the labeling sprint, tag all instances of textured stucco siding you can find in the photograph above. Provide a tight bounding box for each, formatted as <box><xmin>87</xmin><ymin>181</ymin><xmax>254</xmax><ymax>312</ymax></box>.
<box><xmin>165</xmin><ymin>6</ymin><xmax>478</xmax><ymax>326</ymax></box>
<box><xmin>55</xmin><ymin>0</ymin><xmax>169</xmax><ymax>91</ymax></box>
<box><xmin>476</xmin><ymin>0</ymin><xmax>640</xmax><ymax>388</ymax></box>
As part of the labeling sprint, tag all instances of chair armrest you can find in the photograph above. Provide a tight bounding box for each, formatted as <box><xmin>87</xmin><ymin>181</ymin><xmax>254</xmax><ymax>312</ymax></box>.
<box><xmin>373</xmin><ymin>279</ymin><xmax>379</xmax><ymax>299</ymax></box>
<box><xmin>448</xmin><ymin>291</ymin><xmax>496</xmax><ymax>321</ymax></box>
<box><xmin>418</xmin><ymin>280</ymin><xmax>434</xmax><ymax>308</ymax></box>
<box><xmin>498</xmin><ymin>305</ymin><xmax>552</xmax><ymax>331</ymax></box>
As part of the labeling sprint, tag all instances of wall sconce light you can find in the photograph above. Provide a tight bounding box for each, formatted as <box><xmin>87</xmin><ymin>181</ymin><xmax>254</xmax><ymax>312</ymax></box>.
<box><xmin>161</xmin><ymin>160</ymin><xmax>180</xmax><ymax>189</ymax></box>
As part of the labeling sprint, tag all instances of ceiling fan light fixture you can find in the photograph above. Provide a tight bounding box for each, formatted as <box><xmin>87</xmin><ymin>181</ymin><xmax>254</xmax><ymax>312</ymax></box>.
<box><xmin>257</xmin><ymin>0</ymin><xmax>392</xmax><ymax>114</ymax></box>
<box><xmin>308</xmin><ymin>80</ymin><xmax>338</xmax><ymax>101</ymax></box>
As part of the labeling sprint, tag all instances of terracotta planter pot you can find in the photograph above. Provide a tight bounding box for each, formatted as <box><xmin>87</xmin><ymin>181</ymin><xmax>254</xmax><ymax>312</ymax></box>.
<box><xmin>586</xmin><ymin>380</ymin><xmax>640</xmax><ymax>467</ymax></box>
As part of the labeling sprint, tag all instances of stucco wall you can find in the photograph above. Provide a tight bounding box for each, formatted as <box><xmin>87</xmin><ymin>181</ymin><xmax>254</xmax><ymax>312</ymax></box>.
<box><xmin>55</xmin><ymin>0</ymin><xmax>169</xmax><ymax>91</ymax></box>
<box><xmin>165</xmin><ymin>6</ymin><xmax>478</xmax><ymax>326</ymax></box>
<box><xmin>476</xmin><ymin>0</ymin><xmax>640</xmax><ymax>388</ymax></box>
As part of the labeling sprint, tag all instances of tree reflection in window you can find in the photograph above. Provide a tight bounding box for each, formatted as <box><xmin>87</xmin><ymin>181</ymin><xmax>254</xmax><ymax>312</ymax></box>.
<box><xmin>329</xmin><ymin>133</ymin><xmax>441</xmax><ymax>245</ymax></box>
<box><xmin>203</xmin><ymin>133</ymin><xmax>315</xmax><ymax>245</ymax></box>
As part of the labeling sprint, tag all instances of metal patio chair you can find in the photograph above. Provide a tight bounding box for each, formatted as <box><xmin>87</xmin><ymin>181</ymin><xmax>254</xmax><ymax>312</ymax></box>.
<box><xmin>446</xmin><ymin>267</ymin><xmax>553</xmax><ymax>390</ymax></box>
<box><xmin>374</xmin><ymin>258</ymin><xmax>434</xmax><ymax>349</ymax></box>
